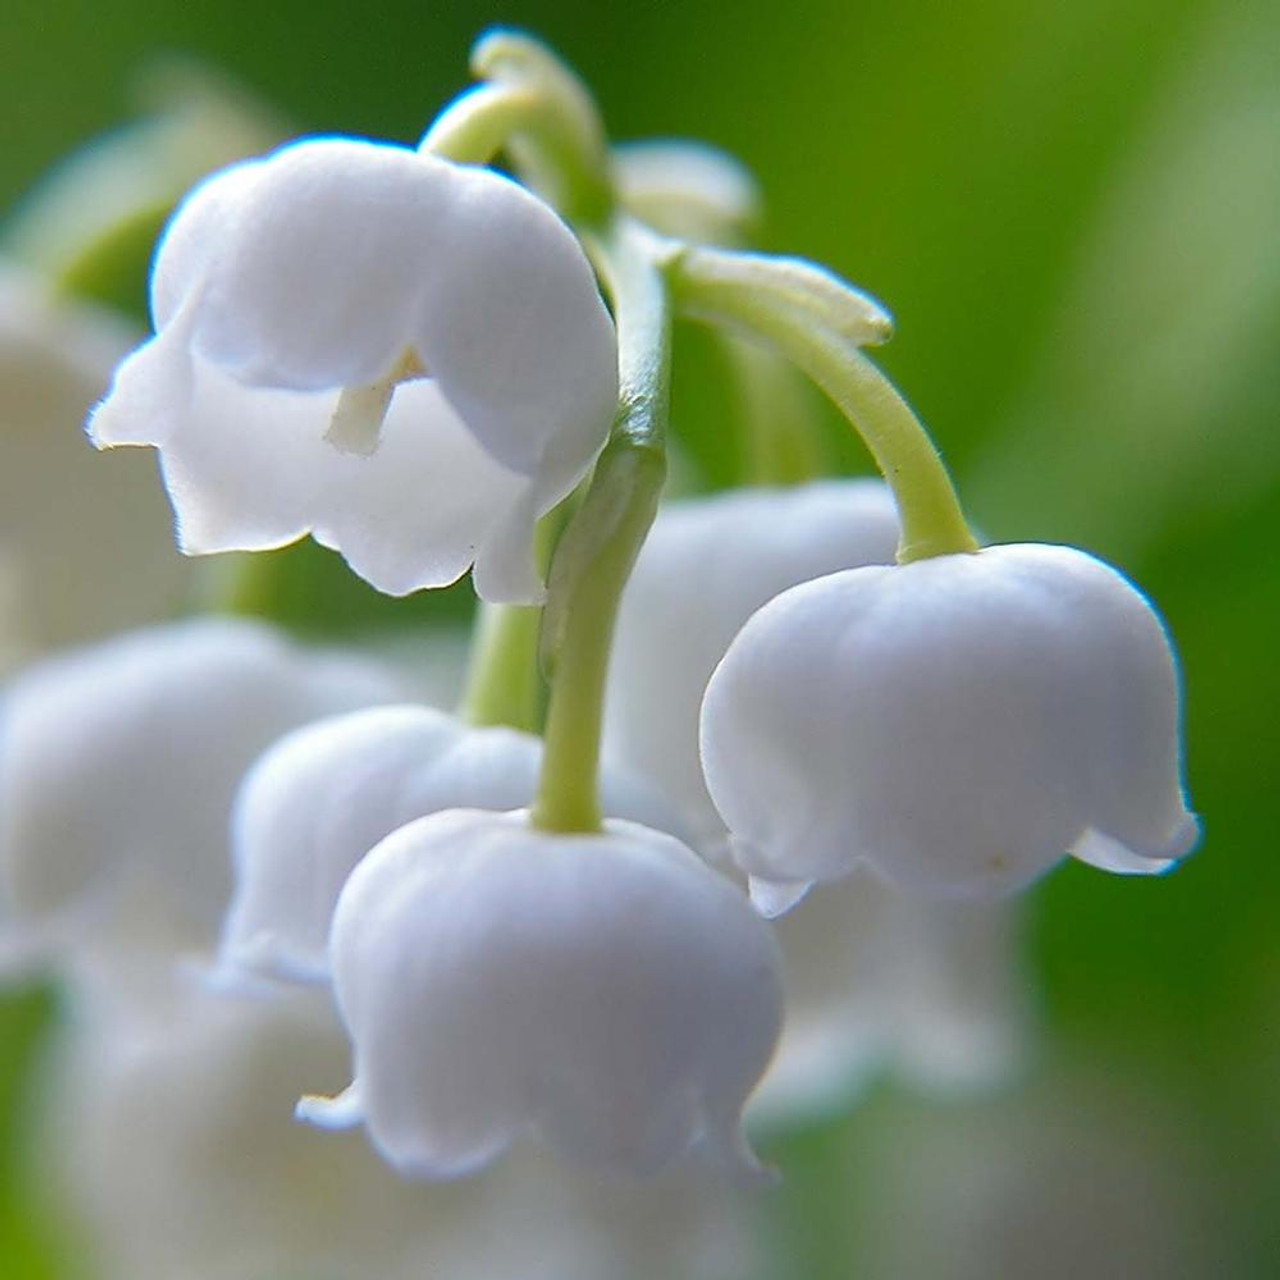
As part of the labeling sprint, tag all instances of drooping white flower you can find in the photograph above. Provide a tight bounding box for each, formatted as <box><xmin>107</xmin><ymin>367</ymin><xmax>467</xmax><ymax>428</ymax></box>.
<box><xmin>0</xmin><ymin>617</ymin><xmax>404</xmax><ymax>969</ymax></box>
<box><xmin>0</xmin><ymin>264</ymin><xmax>187</xmax><ymax>661</ymax></box>
<box><xmin>89</xmin><ymin>136</ymin><xmax>619</xmax><ymax>603</ymax></box>
<box><xmin>219</xmin><ymin>704</ymin><xmax>686</xmax><ymax>986</ymax></box>
<box><xmin>605</xmin><ymin>480</ymin><xmax>901</xmax><ymax>847</ymax></box>
<box><xmin>604</xmin><ymin>482</ymin><xmax>1024</xmax><ymax>1115</ymax></box>
<box><xmin>701</xmin><ymin>543</ymin><xmax>1200</xmax><ymax>904</ymax></box>
<box><xmin>298</xmin><ymin>809</ymin><xmax>783</xmax><ymax>1183</ymax></box>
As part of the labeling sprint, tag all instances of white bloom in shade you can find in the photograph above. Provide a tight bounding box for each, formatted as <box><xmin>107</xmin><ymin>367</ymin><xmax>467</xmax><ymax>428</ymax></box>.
<box><xmin>89</xmin><ymin>136</ymin><xmax>619</xmax><ymax>603</ymax></box>
<box><xmin>219</xmin><ymin>704</ymin><xmax>687</xmax><ymax>985</ymax></box>
<box><xmin>0</xmin><ymin>617</ymin><xmax>403</xmax><ymax>968</ymax></box>
<box><xmin>41</xmin><ymin>976</ymin><xmax>500</xmax><ymax>1280</ymax></box>
<box><xmin>0</xmin><ymin>264</ymin><xmax>187</xmax><ymax>660</ymax></box>
<box><xmin>605</xmin><ymin>480</ymin><xmax>901</xmax><ymax>847</ymax></box>
<box><xmin>299</xmin><ymin>809</ymin><xmax>784</xmax><ymax>1183</ymax></box>
<box><xmin>750</xmin><ymin>874</ymin><xmax>1027</xmax><ymax>1125</ymax></box>
<box><xmin>701</xmin><ymin>543</ymin><xmax>1200</xmax><ymax>904</ymax></box>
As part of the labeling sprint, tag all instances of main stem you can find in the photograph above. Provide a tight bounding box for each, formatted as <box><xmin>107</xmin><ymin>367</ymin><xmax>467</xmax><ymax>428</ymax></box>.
<box><xmin>673</xmin><ymin>275</ymin><xmax>978</xmax><ymax>562</ymax></box>
<box><xmin>530</xmin><ymin>219</ymin><xmax>670</xmax><ymax>833</ymax></box>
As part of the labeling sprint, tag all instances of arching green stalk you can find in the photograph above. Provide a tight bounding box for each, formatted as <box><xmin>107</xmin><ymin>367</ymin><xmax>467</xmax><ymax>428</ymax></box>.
<box><xmin>671</xmin><ymin>251</ymin><xmax>978</xmax><ymax>562</ymax></box>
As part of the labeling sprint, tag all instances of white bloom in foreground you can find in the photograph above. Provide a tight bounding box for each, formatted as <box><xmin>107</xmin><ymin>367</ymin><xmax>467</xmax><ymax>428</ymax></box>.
<box><xmin>0</xmin><ymin>264</ymin><xmax>186</xmax><ymax>659</ymax></box>
<box><xmin>299</xmin><ymin>809</ymin><xmax>783</xmax><ymax>1183</ymax></box>
<box><xmin>220</xmin><ymin>704</ymin><xmax>685</xmax><ymax>985</ymax></box>
<box><xmin>701</xmin><ymin>543</ymin><xmax>1200</xmax><ymax>903</ymax></box>
<box><xmin>0</xmin><ymin>617</ymin><xmax>402</xmax><ymax>968</ymax></box>
<box><xmin>89</xmin><ymin>136</ymin><xmax>619</xmax><ymax>603</ymax></box>
<box><xmin>604</xmin><ymin>483</ymin><xmax>1023</xmax><ymax>1116</ymax></box>
<box><xmin>605</xmin><ymin>480</ymin><xmax>900</xmax><ymax>846</ymax></box>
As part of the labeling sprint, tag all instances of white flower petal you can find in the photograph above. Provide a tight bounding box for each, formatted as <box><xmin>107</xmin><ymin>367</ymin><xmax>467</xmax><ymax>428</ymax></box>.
<box><xmin>1</xmin><ymin>264</ymin><xmax>188</xmax><ymax>655</ymax></box>
<box><xmin>170</xmin><ymin>140</ymin><xmax>446</xmax><ymax>390</ymax></box>
<box><xmin>0</xmin><ymin>618</ymin><xmax>404</xmax><ymax>965</ymax></box>
<box><xmin>307</xmin><ymin>809</ymin><xmax>783</xmax><ymax>1182</ymax></box>
<box><xmin>701</xmin><ymin>543</ymin><xmax>1198</xmax><ymax>899</ymax></box>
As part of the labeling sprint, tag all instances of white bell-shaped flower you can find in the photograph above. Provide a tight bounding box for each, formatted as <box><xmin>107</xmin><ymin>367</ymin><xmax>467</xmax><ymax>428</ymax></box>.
<box><xmin>219</xmin><ymin>704</ymin><xmax>686</xmax><ymax>985</ymax></box>
<box><xmin>605</xmin><ymin>480</ymin><xmax>901</xmax><ymax>847</ymax></box>
<box><xmin>701</xmin><ymin>543</ymin><xmax>1200</xmax><ymax>903</ymax></box>
<box><xmin>0</xmin><ymin>264</ymin><xmax>187</xmax><ymax>660</ymax></box>
<box><xmin>299</xmin><ymin>809</ymin><xmax>783</xmax><ymax>1183</ymax></box>
<box><xmin>0</xmin><ymin>617</ymin><xmax>403</xmax><ymax>968</ymax></box>
<box><xmin>604</xmin><ymin>483</ymin><xmax>1022</xmax><ymax>1116</ymax></box>
<box><xmin>89</xmin><ymin>136</ymin><xmax>619</xmax><ymax>603</ymax></box>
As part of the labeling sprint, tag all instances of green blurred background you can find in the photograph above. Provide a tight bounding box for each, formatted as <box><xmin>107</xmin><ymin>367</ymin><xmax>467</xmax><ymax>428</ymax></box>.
<box><xmin>1</xmin><ymin>0</ymin><xmax>1276</xmax><ymax>1275</ymax></box>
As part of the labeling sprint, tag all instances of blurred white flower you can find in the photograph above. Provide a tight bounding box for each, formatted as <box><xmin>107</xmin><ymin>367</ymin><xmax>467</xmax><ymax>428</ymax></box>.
<box><xmin>0</xmin><ymin>264</ymin><xmax>187</xmax><ymax>661</ymax></box>
<box><xmin>219</xmin><ymin>703</ymin><xmax>686</xmax><ymax>986</ymax></box>
<box><xmin>299</xmin><ymin>809</ymin><xmax>783</xmax><ymax>1184</ymax></box>
<box><xmin>0</xmin><ymin>616</ymin><xmax>404</xmax><ymax>970</ymax></box>
<box><xmin>701</xmin><ymin>543</ymin><xmax>1199</xmax><ymax>904</ymax></box>
<box><xmin>43</xmin><ymin>974</ymin><xmax>515</xmax><ymax>1280</ymax></box>
<box><xmin>89</xmin><ymin>136</ymin><xmax>619</xmax><ymax>603</ymax></box>
<box><xmin>613</xmin><ymin>140</ymin><xmax>760</xmax><ymax>245</ymax></box>
<box><xmin>751</xmin><ymin>874</ymin><xmax>1028</xmax><ymax>1124</ymax></box>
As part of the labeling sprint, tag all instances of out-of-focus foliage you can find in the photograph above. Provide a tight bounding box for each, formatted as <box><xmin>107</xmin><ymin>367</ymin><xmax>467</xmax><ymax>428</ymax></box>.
<box><xmin>1</xmin><ymin>0</ymin><xmax>1276</xmax><ymax>1276</ymax></box>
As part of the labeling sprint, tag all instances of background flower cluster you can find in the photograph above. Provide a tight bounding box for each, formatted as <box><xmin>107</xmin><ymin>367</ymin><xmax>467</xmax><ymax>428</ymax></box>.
<box><xmin>1</xmin><ymin>0</ymin><xmax>1277</xmax><ymax>1276</ymax></box>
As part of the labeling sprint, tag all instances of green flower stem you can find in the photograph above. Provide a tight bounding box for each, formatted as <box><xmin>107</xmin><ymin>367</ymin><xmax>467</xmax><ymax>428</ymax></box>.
<box><xmin>671</xmin><ymin>257</ymin><xmax>978</xmax><ymax>562</ymax></box>
<box><xmin>419</xmin><ymin>82</ymin><xmax>542</xmax><ymax>165</ymax></box>
<box><xmin>422</xmin><ymin>30</ymin><xmax>613</xmax><ymax>225</ymax></box>
<box><xmin>716</xmin><ymin>331</ymin><xmax>825</xmax><ymax>486</ymax></box>
<box><xmin>531</xmin><ymin>220</ymin><xmax>670</xmax><ymax>833</ymax></box>
<box><xmin>458</xmin><ymin>601</ymin><xmax>543</xmax><ymax>734</ymax></box>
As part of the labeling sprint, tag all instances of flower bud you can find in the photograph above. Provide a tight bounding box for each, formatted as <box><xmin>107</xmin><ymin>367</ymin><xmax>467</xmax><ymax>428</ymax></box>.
<box><xmin>0</xmin><ymin>618</ymin><xmax>402</xmax><ymax>968</ymax></box>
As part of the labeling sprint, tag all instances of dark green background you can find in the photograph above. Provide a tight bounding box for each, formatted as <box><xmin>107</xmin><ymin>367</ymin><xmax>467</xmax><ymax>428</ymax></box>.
<box><xmin>2</xmin><ymin>1</ymin><xmax>1276</xmax><ymax>1275</ymax></box>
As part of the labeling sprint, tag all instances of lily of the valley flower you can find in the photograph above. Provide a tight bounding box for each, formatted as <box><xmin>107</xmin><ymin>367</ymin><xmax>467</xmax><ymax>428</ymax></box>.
<box><xmin>298</xmin><ymin>809</ymin><xmax>784</xmax><ymax>1183</ymax></box>
<box><xmin>0</xmin><ymin>617</ymin><xmax>403</xmax><ymax>969</ymax></box>
<box><xmin>89</xmin><ymin>136</ymin><xmax>619</xmax><ymax>603</ymax></box>
<box><xmin>219</xmin><ymin>704</ymin><xmax>685</xmax><ymax>985</ymax></box>
<box><xmin>701</xmin><ymin>543</ymin><xmax>1200</xmax><ymax>904</ymax></box>
<box><xmin>0</xmin><ymin>264</ymin><xmax>187</xmax><ymax>659</ymax></box>
<box><xmin>605</xmin><ymin>482</ymin><xmax>1024</xmax><ymax>1115</ymax></box>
